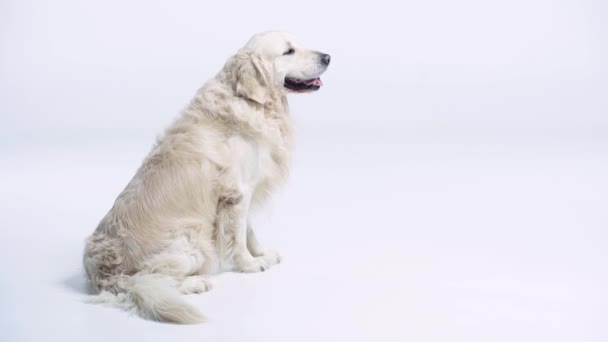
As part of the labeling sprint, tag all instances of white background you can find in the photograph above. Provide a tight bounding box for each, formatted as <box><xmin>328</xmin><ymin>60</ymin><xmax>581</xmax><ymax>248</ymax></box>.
<box><xmin>1</xmin><ymin>0</ymin><xmax>607</xmax><ymax>341</ymax></box>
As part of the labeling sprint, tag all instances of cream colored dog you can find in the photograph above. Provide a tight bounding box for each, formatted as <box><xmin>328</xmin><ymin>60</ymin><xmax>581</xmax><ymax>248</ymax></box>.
<box><xmin>83</xmin><ymin>31</ymin><xmax>330</xmax><ymax>324</ymax></box>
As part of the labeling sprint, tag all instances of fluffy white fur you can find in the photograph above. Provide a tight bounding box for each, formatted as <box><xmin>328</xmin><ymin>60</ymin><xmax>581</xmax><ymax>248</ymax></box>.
<box><xmin>83</xmin><ymin>32</ymin><xmax>330</xmax><ymax>324</ymax></box>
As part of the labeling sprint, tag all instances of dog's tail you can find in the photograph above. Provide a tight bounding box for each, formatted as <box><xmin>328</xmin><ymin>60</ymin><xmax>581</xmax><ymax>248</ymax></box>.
<box><xmin>87</xmin><ymin>273</ymin><xmax>205</xmax><ymax>324</ymax></box>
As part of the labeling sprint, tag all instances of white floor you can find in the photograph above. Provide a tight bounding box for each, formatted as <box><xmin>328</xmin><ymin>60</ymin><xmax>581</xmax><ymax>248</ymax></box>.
<box><xmin>1</xmin><ymin>131</ymin><xmax>607</xmax><ymax>342</ymax></box>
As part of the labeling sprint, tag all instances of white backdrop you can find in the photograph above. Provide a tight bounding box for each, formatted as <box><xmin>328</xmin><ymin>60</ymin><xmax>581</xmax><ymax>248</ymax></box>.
<box><xmin>1</xmin><ymin>1</ymin><xmax>607</xmax><ymax>341</ymax></box>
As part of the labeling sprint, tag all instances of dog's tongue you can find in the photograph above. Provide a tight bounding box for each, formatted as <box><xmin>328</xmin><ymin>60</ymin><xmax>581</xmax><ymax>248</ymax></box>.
<box><xmin>303</xmin><ymin>78</ymin><xmax>323</xmax><ymax>86</ymax></box>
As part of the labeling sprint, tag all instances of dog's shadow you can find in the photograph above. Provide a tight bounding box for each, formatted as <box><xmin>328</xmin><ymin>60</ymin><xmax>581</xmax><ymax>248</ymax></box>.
<box><xmin>62</xmin><ymin>272</ymin><xmax>95</xmax><ymax>295</ymax></box>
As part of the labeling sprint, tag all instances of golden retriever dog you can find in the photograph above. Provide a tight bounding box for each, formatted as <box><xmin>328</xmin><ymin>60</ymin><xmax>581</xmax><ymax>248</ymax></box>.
<box><xmin>83</xmin><ymin>31</ymin><xmax>330</xmax><ymax>324</ymax></box>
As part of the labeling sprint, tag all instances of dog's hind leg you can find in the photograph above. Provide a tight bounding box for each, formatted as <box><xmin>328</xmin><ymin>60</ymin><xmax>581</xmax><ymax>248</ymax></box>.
<box><xmin>179</xmin><ymin>276</ymin><xmax>213</xmax><ymax>294</ymax></box>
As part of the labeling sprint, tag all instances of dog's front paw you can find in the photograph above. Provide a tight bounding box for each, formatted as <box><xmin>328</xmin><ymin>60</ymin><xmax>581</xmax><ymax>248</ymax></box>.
<box><xmin>235</xmin><ymin>250</ymin><xmax>282</xmax><ymax>273</ymax></box>
<box><xmin>260</xmin><ymin>249</ymin><xmax>282</xmax><ymax>266</ymax></box>
<box><xmin>235</xmin><ymin>257</ymin><xmax>268</xmax><ymax>273</ymax></box>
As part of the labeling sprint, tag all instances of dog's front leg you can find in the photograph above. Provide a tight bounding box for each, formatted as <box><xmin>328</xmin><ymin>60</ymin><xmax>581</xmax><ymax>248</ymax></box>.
<box><xmin>216</xmin><ymin>190</ymin><xmax>269</xmax><ymax>272</ymax></box>
<box><xmin>247</xmin><ymin>224</ymin><xmax>281</xmax><ymax>266</ymax></box>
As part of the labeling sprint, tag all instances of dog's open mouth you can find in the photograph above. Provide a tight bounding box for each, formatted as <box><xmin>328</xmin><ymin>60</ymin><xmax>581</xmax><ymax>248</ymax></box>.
<box><xmin>284</xmin><ymin>77</ymin><xmax>323</xmax><ymax>91</ymax></box>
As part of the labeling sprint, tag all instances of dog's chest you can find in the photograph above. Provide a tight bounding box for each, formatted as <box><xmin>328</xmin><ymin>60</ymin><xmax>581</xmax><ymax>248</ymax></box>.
<box><xmin>229</xmin><ymin>134</ymin><xmax>289</xmax><ymax>192</ymax></box>
<box><xmin>246</xmin><ymin>140</ymin><xmax>274</xmax><ymax>184</ymax></box>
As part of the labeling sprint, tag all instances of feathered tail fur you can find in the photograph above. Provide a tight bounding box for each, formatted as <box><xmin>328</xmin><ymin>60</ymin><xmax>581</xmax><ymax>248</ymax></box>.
<box><xmin>87</xmin><ymin>273</ymin><xmax>205</xmax><ymax>324</ymax></box>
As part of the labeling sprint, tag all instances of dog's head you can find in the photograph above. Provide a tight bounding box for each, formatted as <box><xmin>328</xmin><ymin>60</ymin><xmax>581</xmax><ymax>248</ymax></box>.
<box><xmin>228</xmin><ymin>31</ymin><xmax>330</xmax><ymax>104</ymax></box>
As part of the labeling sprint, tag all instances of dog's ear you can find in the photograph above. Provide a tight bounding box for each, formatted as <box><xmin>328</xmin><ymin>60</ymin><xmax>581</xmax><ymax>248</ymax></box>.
<box><xmin>233</xmin><ymin>52</ymin><xmax>269</xmax><ymax>104</ymax></box>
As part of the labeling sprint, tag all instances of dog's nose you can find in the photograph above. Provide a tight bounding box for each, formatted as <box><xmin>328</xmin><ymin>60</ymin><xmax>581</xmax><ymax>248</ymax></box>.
<box><xmin>320</xmin><ymin>54</ymin><xmax>331</xmax><ymax>66</ymax></box>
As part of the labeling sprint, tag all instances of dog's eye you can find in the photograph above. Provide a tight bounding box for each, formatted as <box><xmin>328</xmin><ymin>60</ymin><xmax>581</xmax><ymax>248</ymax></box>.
<box><xmin>283</xmin><ymin>48</ymin><xmax>295</xmax><ymax>55</ymax></box>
